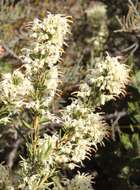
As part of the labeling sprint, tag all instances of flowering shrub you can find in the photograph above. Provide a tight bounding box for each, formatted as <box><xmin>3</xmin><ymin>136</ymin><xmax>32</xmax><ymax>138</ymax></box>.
<box><xmin>0</xmin><ymin>13</ymin><xmax>129</xmax><ymax>189</ymax></box>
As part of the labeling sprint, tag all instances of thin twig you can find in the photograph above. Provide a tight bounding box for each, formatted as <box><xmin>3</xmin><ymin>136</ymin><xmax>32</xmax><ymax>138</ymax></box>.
<box><xmin>105</xmin><ymin>110</ymin><xmax>129</xmax><ymax>140</ymax></box>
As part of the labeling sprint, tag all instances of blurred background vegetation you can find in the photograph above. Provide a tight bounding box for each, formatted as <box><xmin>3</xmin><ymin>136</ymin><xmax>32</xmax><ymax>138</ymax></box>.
<box><xmin>0</xmin><ymin>0</ymin><xmax>140</xmax><ymax>190</ymax></box>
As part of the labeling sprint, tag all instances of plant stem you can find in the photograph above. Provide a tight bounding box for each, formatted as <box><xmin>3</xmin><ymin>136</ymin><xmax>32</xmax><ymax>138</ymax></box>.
<box><xmin>32</xmin><ymin>114</ymin><xmax>40</xmax><ymax>157</ymax></box>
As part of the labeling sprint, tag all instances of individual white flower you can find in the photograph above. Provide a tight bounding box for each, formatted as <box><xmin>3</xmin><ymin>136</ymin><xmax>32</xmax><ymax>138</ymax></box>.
<box><xmin>45</xmin><ymin>66</ymin><xmax>59</xmax><ymax>98</ymax></box>
<box><xmin>0</xmin><ymin>117</ymin><xmax>11</xmax><ymax>125</ymax></box>
<box><xmin>26</xmin><ymin>175</ymin><xmax>40</xmax><ymax>190</ymax></box>
<box><xmin>66</xmin><ymin>173</ymin><xmax>93</xmax><ymax>190</ymax></box>
<box><xmin>71</xmin><ymin>139</ymin><xmax>91</xmax><ymax>163</ymax></box>
<box><xmin>77</xmin><ymin>83</ymin><xmax>91</xmax><ymax>99</ymax></box>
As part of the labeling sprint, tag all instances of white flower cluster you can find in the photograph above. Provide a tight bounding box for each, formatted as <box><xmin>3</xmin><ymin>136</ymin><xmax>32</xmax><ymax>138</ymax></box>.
<box><xmin>22</xmin><ymin>13</ymin><xmax>71</xmax><ymax>108</ymax></box>
<box><xmin>0</xmin><ymin>70</ymin><xmax>33</xmax><ymax>113</ymax></box>
<box><xmin>85</xmin><ymin>54</ymin><xmax>130</xmax><ymax>105</ymax></box>
<box><xmin>55</xmin><ymin>100</ymin><xmax>107</xmax><ymax>169</ymax></box>
<box><xmin>24</xmin><ymin>13</ymin><xmax>71</xmax><ymax>68</ymax></box>
<box><xmin>22</xmin><ymin>95</ymin><xmax>107</xmax><ymax>171</ymax></box>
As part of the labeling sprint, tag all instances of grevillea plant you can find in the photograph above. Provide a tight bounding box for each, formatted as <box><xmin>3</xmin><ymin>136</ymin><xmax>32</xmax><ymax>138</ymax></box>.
<box><xmin>0</xmin><ymin>13</ymin><xmax>130</xmax><ymax>189</ymax></box>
